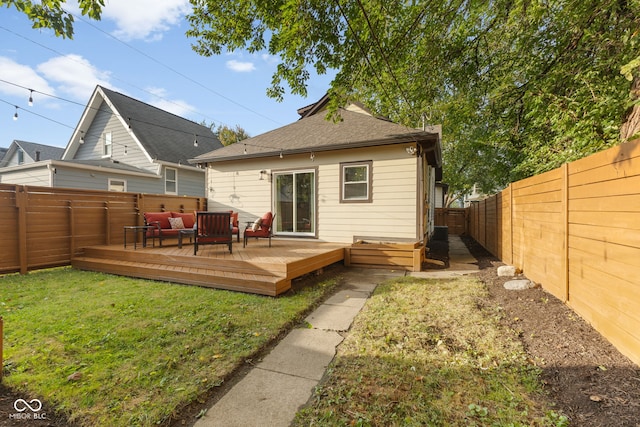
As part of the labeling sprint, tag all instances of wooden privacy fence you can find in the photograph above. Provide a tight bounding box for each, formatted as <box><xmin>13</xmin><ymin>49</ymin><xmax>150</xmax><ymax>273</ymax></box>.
<box><xmin>468</xmin><ymin>140</ymin><xmax>640</xmax><ymax>366</ymax></box>
<box><xmin>0</xmin><ymin>184</ymin><xmax>206</xmax><ymax>275</ymax></box>
<box><xmin>434</xmin><ymin>208</ymin><xmax>467</xmax><ymax>235</ymax></box>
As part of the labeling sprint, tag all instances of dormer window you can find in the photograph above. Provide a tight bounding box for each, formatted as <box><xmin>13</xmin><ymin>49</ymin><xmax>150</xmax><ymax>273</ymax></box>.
<box><xmin>103</xmin><ymin>132</ymin><xmax>112</xmax><ymax>157</ymax></box>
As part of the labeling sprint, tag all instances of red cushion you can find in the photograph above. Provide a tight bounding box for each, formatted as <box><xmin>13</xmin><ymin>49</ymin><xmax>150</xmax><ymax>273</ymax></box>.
<box><xmin>144</xmin><ymin>212</ymin><xmax>172</xmax><ymax>229</ymax></box>
<box><xmin>172</xmin><ymin>212</ymin><xmax>195</xmax><ymax>229</ymax></box>
<box><xmin>260</xmin><ymin>212</ymin><xmax>274</xmax><ymax>227</ymax></box>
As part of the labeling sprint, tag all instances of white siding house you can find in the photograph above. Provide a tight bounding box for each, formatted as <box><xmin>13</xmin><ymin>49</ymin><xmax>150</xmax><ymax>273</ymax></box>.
<box><xmin>192</xmin><ymin>97</ymin><xmax>442</xmax><ymax>244</ymax></box>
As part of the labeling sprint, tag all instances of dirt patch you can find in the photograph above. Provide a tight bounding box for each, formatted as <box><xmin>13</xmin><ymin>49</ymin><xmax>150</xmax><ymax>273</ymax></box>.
<box><xmin>458</xmin><ymin>234</ymin><xmax>640</xmax><ymax>427</ymax></box>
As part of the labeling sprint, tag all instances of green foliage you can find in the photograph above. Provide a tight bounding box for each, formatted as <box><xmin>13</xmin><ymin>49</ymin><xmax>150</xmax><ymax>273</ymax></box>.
<box><xmin>1</xmin><ymin>0</ymin><xmax>104</xmax><ymax>38</ymax></box>
<box><xmin>215</xmin><ymin>124</ymin><xmax>250</xmax><ymax>146</ymax></box>
<box><xmin>186</xmin><ymin>0</ymin><xmax>640</xmax><ymax>195</ymax></box>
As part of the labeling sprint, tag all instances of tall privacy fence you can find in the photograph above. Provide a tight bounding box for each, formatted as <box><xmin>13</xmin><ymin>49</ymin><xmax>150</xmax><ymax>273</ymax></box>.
<box><xmin>0</xmin><ymin>184</ymin><xmax>206</xmax><ymax>275</ymax></box>
<box><xmin>452</xmin><ymin>140</ymin><xmax>640</xmax><ymax>366</ymax></box>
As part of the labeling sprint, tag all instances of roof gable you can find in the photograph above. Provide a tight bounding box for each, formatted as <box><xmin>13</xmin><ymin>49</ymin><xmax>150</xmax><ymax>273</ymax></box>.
<box><xmin>64</xmin><ymin>86</ymin><xmax>223</xmax><ymax>164</ymax></box>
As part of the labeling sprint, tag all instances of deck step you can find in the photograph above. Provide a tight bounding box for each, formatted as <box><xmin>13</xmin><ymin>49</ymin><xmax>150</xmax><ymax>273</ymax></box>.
<box><xmin>72</xmin><ymin>256</ymin><xmax>289</xmax><ymax>296</ymax></box>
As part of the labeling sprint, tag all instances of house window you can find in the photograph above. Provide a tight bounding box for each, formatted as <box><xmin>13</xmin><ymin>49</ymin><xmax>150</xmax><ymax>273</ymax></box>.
<box><xmin>165</xmin><ymin>167</ymin><xmax>177</xmax><ymax>194</ymax></box>
<box><xmin>340</xmin><ymin>161</ymin><xmax>372</xmax><ymax>203</ymax></box>
<box><xmin>103</xmin><ymin>132</ymin><xmax>112</xmax><ymax>157</ymax></box>
<box><xmin>108</xmin><ymin>178</ymin><xmax>126</xmax><ymax>192</ymax></box>
<box><xmin>17</xmin><ymin>148</ymin><xmax>24</xmax><ymax>165</ymax></box>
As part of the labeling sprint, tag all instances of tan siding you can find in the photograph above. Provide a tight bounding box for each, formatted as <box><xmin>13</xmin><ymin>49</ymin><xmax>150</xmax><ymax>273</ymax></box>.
<box><xmin>207</xmin><ymin>145</ymin><xmax>421</xmax><ymax>243</ymax></box>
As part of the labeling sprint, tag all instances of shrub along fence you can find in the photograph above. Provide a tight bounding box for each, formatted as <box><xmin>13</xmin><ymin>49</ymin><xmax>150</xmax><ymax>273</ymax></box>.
<box><xmin>467</xmin><ymin>140</ymin><xmax>640</xmax><ymax>366</ymax></box>
<box><xmin>0</xmin><ymin>184</ymin><xmax>206</xmax><ymax>275</ymax></box>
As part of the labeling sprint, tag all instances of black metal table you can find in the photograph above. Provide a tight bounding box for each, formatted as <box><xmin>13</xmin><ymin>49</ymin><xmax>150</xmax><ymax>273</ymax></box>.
<box><xmin>123</xmin><ymin>225</ymin><xmax>154</xmax><ymax>249</ymax></box>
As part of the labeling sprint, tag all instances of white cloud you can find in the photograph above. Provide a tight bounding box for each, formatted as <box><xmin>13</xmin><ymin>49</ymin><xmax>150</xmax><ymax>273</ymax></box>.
<box><xmin>145</xmin><ymin>86</ymin><xmax>194</xmax><ymax>118</ymax></box>
<box><xmin>100</xmin><ymin>0</ymin><xmax>191</xmax><ymax>41</ymax></box>
<box><xmin>226</xmin><ymin>60</ymin><xmax>256</xmax><ymax>73</ymax></box>
<box><xmin>0</xmin><ymin>57</ymin><xmax>55</xmax><ymax>99</ymax></box>
<box><xmin>36</xmin><ymin>54</ymin><xmax>114</xmax><ymax>101</ymax></box>
<box><xmin>261</xmin><ymin>54</ymin><xmax>279</xmax><ymax>65</ymax></box>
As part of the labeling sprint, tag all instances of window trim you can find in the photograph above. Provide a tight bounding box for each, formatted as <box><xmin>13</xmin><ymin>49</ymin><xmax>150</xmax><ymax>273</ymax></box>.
<box><xmin>103</xmin><ymin>132</ymin><xmax>112</xmax><ymax>158</ymax></box>
<box><xmin>340</xmin><ymin>160</ymin><xmax>372</xmax><ymax>203</ymax></box>
<box><xmin>108</xmin><ymin>178</ymin><xmax>127</xmax><ymax>192</ymax></box>
<box><xmin>165</xmin><ymin>167</ymin><xmax>178</xmax><ymax>195</ymax></box>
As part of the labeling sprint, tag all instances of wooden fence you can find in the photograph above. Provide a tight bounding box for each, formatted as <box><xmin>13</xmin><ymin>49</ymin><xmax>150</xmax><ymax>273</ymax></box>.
<box><xmin>468</xmin><ymin>140</ymin><xmax>640</xmax><ymax>366</ymax></box>
<box><xmin>434</xmin><ymin>208</ymin><xmax>467</xmax><ymax>235</ymax></box>
<box><xmin>0</xmin><ymin>184</ymin><xmax>206</xmax><ymax>275</ymax></box>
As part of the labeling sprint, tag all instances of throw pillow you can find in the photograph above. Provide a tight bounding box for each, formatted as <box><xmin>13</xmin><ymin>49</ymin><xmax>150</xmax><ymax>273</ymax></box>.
<box><xmin>251</xmin><ymin>218</ymin><xmax>262</xmax><ymax>231</ymax></box>
<box><xmin>168</xmin><ymin>217</ymin><xmax>185</xmax><ymax>229</ymax></box>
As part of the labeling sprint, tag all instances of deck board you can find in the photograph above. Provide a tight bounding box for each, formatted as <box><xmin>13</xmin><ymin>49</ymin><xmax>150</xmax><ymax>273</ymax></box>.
<box><xmin>72</xmin><ymin>239</ymin><xmax>347</xmax><ymax>296</ymax></box>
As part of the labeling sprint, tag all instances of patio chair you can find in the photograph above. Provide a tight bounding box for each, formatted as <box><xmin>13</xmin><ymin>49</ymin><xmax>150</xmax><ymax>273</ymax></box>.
<box><xmin>244</xmin><ymin>212</ymin><xmax>276</xmax><ymax>248</ymax></box>
<box><xmin>194</xmin><ymin>211</ymin><xmax>233</xmax><ymax>255</ymax></box>
<box><xmin>229</xmin><ymin>211</ymin><xmax>240</xmax><ymax>242</ymax></box>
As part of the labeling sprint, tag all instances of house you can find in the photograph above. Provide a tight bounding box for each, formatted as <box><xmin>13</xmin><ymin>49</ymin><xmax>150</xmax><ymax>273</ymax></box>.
<box><xmin>191</xmin><ymin>97</ymin><xmax>442</xmax><ymax>244</ymax></box>
<box><xmin>0</xmin><ymin>86</ymin><xmax>222</xmax><ymax>196</ymax></box>
<box><xmin>0</xmin><ymin>140</ymin><xmax>64</xmax><ymax>168</ymax></box>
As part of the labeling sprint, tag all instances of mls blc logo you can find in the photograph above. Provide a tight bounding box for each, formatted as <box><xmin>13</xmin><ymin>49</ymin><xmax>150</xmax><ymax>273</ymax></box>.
<box><xmin>9</xmin><ymin>398</ymin><xmax>47</xmax><ymax>420</ymax></box>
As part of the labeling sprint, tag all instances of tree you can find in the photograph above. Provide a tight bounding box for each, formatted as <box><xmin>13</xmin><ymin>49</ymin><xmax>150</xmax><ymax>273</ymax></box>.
<box><xmin>215</xmin><ymin>124</ymin><xmax>250</xmax><ymax>146</ymax></box>
<box><xmin>1</xmin><ymin>0</ymin><xmax>104</xmax><ymax>38</ymax></box>
<box><xmin>186</xmin><ymin>0</ymin><xmax>640</xmax><ymax>195</ymax></box>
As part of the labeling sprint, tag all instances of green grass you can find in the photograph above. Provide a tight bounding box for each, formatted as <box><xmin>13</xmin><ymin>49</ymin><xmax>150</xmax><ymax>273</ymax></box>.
<box><xmin>0</xmin><ymin>267</ymin><xmax>339</xmax><ymax>426</ymax></box>
<box><xmin>294</xmin><ymin>276</ymin><xmax>568</xmax><ymax>427</ymax></box>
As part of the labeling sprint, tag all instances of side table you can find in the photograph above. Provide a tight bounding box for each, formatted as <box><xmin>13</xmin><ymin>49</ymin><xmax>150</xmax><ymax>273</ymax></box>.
<box><xmin>178</xmin><ymin>228</ymin><xmax>196</xmax><ymax>249</ymax></box>
<box><xmin>123</xmin><ymin>226</ymin><xmax>154</xmax><ymax>249</ymax></box>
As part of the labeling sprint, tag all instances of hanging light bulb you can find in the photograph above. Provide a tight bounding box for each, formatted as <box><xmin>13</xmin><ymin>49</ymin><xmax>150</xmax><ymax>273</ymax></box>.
<box><xmin>124</xmin><ymin>145</ymin><xmax>128</xmax><ymax>155</ymax></box>
<box><xmin>193</xmin><ymin>135</ymin><xmax>198</xmax><ymax>147</ymax></box>
<box><xmin>310</xmin><ymin>152</ymin><xmax>315</xmax><ymax>161</ymax></box>
<box><xmin>79</xmin><ymin>131</ymin><xmax>85</xmax><ymax>144</ymax></box>
<box><xmin>28</xmin><ymin>90</ymin><xmax>34</xmax><ymax>106</ymax></box>
<box><xmin>13</xmin><ymin>106</ymin><xmax>18</xmax><ymax>121</ymax></box>
<box><xmin>243</xmin><ymin>144</ymin><xmax>247</xmax><ymax>154</ymax></box>
<box><xmin>279</xmin><ymin>151</ymin><xmax>283</xmax><ymax>159</ymax></box>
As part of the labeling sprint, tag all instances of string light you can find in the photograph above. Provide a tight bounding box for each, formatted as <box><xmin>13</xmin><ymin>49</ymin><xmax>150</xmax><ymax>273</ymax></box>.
<box><xmin>193</xmin><ymin>135</ymin><xmax>198</xmax><ymax>147</ymax></box>
<box><xmin>310</xmin><ymin>152</ymin><xmax>315</xmax><ymax>161</ymax></box>
<box><xmin>28</xmin><ymin>90</ymin><xmax>34</xmax><ymax>106</ymax></box>
<box><xmin>243</xmin><ymin>144</ymin><xmax>247</xmax><ymax>155</ymax></box>
<box><xmin>79</xmin><ymin>131</ymin><xmax>85</xmax><ymax>144</ymax></box>
<box><xmin>13</xmin><ymin>105</ymin><xmax>18</xmax><ymax>121</ymax></box>
<box><xmin>279</xmin><ymin>151</ymin><xmax>283</xmax><ymax>159</ymax></box>
<box><xmin>124</xmin><ymin>145</ymin><xmax>128</xmax><ymax>155</ymax></box>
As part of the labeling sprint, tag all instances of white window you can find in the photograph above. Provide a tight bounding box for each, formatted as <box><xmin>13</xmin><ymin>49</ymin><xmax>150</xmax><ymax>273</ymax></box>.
<box><xmin>103</xmin><ymin>132</ymin><xmax>112</xmax><ymax>157</ymax></box>
<box><xmin>108</xmin><ymin>178</ymin><xmax>126</xmax><ymax>192</ymax></box>
<box><xmin>341</xmin><ymin>161</ymin><xmax>372</xmax><ymax>203</ymax></box>
<box><xmin>17</xmin><ymin>148</ymin><xmax>24</xmax><ymax>165</ymax></box>
<box><xmin>165</xmin><ymin>167</ymin><xmax>177</xmax><ymax>194</ymax></box>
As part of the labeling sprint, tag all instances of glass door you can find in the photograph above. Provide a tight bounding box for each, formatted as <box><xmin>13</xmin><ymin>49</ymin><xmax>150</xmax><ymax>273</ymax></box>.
<box><xmin>274</xmin><ymin>170</ymin><xmax>315</xmax><ymax>236</ymax></box>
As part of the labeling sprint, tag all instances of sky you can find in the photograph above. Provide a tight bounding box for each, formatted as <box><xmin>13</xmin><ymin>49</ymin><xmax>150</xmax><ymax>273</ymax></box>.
<box><xmin>0</xmin><ymin>1</ymin><xmax>335</xmax><ymax>149</ymax></box>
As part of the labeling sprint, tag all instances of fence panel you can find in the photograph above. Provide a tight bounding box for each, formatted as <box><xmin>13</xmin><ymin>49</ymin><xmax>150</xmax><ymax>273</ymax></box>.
<box><xmin>468</xmin><ymin>139</ymin><xmax>640</xmax><ymax>366</ymax></box>
<box><xmin>567</xmin><ymin>141</ymin><xmax>640</xmax><ymax>365</ymax></box>
<box><xmin>434</xmin><ymin>208</ymin><xmax>467</xmax><ymax>235</ymax></box>
<box><xmin>0</xmin><ymin>184</ymin><xmax>206</xmax><ymax>274</ymax></box>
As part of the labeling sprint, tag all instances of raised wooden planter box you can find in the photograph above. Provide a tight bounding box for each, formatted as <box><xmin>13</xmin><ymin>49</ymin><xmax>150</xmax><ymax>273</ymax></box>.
<box><xmin>344</xmin><ymin>239</ymin><xmax>424</xmax><ymax>272</ymax></box>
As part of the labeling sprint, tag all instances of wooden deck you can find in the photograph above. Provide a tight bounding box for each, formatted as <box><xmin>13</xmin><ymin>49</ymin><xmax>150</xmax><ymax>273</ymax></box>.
<box><xmin>71</xmin><ymin>238</ymin><xmax>347</xmax><ymax>296</ymax></box>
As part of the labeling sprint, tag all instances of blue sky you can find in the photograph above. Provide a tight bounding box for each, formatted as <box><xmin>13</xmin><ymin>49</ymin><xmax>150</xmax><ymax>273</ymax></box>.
<box><xmin>0</xmin><ymin>1</ymin><xmax>335</xmax><ymax>149</ymax></box>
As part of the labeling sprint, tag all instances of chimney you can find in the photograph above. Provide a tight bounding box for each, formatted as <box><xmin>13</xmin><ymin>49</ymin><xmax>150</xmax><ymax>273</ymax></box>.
<box><xmin>35</xmin><ymin>151</ymin><xmax>41</xmax><ymax>161</ymax></box>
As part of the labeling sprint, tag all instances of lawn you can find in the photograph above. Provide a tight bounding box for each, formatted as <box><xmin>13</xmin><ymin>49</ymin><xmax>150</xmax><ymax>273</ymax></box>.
<box><xmin>294</xmin><ymin>276</ymin><xmax>569</xmax><ymax>427</ymax></box>
<box><xmin>0</xmin><ymin>267</ymin><xmax>339</xmax><ymax>426</ymax></box>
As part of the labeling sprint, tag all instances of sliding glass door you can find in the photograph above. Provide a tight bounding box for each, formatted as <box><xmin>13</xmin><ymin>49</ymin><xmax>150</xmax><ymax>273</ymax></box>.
<box><xmin>274</xmin><ymin>170</ymin><xmax>315</xmax><ymax>236</ymax></box>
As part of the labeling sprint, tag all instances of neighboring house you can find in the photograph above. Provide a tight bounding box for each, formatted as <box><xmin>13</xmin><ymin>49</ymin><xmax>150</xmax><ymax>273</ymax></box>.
<box><xmin>0</xmin><ymin>86</ymin><xmax>222</xmax><ymax>196</ymax></box>
<box><xmin>192</xmin><ymin>96</ymin><xmax>442</xmax><ymax>244</ymax></box>
<box><xmin>0</xmin><ymin>147</ymin><xmax>9</xmax><ymax>163</ymax></box>
<box><xmin>0</xmin><ymin>140</ymin><xmax>64</xmax><ymax>168</ymax></box>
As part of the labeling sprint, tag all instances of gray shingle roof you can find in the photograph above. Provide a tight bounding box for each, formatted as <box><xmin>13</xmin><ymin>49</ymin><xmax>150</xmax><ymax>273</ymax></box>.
<box><xmin>191</xmin><ymin>109</ymin><xmax>441</xmax><ymax>165</ymax></box>
<box><xmin>99</xmin><ymin>86</ymin><xmax>223</xmax><ymax>164</ymax></box>
<box><xmin>15</xmin><ymin>140</ymin><xmax>64</xmax><ymax>161</ymax></box>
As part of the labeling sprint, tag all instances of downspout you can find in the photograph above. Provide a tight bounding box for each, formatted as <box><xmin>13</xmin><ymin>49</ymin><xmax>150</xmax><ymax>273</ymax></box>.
<box><xmin>47</xmin><ymin>163</ymin><xmax>56</xmax><ymax>187</ymax></box>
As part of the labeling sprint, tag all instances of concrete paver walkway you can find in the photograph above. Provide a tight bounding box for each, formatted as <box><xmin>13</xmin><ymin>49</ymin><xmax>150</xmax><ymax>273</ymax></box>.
<box><xmin>194</xmin><ymin>268</ymin><xmax>405</xmax><ymax>427</ymax></box>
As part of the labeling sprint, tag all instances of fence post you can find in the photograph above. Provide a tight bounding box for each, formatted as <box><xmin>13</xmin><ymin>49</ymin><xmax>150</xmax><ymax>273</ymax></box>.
<box><xmin>1</xmin><ymin>316</ymin><xmax>3</xmax><ymax>382</ymax></box>
<box><xmin>69</xmin><ymin>200</ymin><xmax>75</xmax><ymax>258</ymax></box>
<box><xmin>16</xmin><ymin>185</ymin><xmax>28</xmax><ymax>274</ymax></box>
<box><xmin>562</xmin><ymin>163</ymin><xmax>569</xmax><ymax>302</ymax></box>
